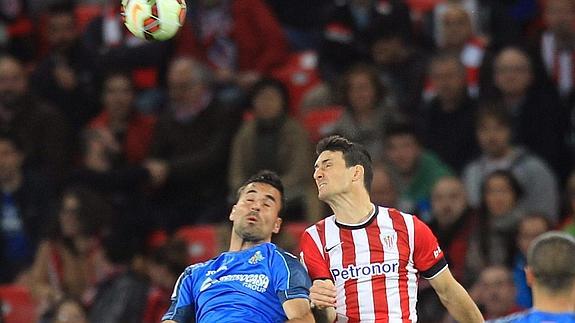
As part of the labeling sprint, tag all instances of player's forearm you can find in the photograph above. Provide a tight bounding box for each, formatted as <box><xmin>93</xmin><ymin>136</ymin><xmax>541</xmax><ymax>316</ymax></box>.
<box><xmin>439</xmin><ymin>282</ymin><xmax>484</xmax><ymax>323</ymax></box>
<box><xmin>285</xmin><ymin>312</ymin><xmax>315</xmax><ymax>322</ymax></box>
<box><xmin>311</xmin><ymin>306</ymin><xmax>336</xmax><ymax>323</ymax></box>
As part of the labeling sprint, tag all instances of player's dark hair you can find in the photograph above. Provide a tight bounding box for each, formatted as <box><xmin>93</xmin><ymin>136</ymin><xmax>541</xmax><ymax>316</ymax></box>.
<box><xmin>316</xmin><ymin>135</ymin><xmax>373</xmax><ymax>191</ymax></box>
<box><xmin>527</xmin><ymin>231</ymin><xmax>575</xmax><ymax>292</ymax></box>
<box><xmin>236</xmin><ymin>170</ymin><xmax>285</xmax><ymax>212</ymax></box>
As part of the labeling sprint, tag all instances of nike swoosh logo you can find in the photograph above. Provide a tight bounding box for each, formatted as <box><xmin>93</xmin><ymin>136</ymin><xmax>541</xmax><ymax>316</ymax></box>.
<box><xmin>324</xmin><ymin>241</ymin><xmax>343</xmax><ymax>253</ymax></box>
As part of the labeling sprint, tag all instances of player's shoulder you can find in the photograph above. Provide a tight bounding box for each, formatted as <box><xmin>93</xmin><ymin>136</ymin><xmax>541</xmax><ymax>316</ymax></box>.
<box><xmin>181</xmin><ymin>258</ymin><xmax>217</xmax><ymax>277</ymax></box>
<box><xmin>273</xmin><ymin>246</ymin><xmax>300</xmax><ymax>261</ymax></box>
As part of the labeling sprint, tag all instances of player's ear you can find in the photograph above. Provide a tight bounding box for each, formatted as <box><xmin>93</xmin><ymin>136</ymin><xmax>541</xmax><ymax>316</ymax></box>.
<box><xmin>525</xmin><ymin>266</ymin><xmax>535</xmax><ymax>287</ymax></box>
<box><xmin>272</xmin><ymin>217</ymin><xmax>282</xmax><ymax>234</ymax></box>
<box><xmin>352</xmin><ymin>165</ymin><xmax>364</xmax><ymax>183</ymax></box>
<box><xmin>229</xmin><ymin>205</ymin><xmax>237</xmax><ymax>221</ymax></box>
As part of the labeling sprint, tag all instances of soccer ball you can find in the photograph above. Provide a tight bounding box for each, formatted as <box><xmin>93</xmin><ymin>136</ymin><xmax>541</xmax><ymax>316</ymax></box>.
<box><xmin>121</xmin><ymin>0</ymin><xmax>186</xmax><ymax>41</ymax></box>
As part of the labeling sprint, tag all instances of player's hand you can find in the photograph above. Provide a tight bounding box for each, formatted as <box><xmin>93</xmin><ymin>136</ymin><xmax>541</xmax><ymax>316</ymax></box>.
<box><xmin>310</xmin><ymin>279</ymin><xmax>336</xmax><ymax>309</ymax></box>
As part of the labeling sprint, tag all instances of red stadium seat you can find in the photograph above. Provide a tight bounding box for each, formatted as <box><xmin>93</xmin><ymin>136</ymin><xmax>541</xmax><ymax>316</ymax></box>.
<box><xmin>302</xmin><ymin>105</ymin><xmax>344</xmax><ymax>142</ymax></box>
<box><xmin>281</xmin><ymin>222</ymin><xmax>310</xmax><ymax>255</ymax></box>
<box><xmin>0</xmin><ymin>284</ymin><xmax>38</xmax><ymax>323</ymax></box>
<box><xmin>271</xmin><ymin>51</ymin><xmax>322</xmax><ymax>117</ymax></box>
<box><xmin>175</xmin><ymin>225</ymin><xmax>219</xmax><ymax>264</ymax></box>
<box><xmin>75</xmin><ymin>4</ymin><xmax>103</xmax><ymax>32</ymax></box>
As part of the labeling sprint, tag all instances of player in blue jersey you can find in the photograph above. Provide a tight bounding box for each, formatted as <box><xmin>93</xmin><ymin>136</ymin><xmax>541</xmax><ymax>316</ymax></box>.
<box><xmin>488</xmin><ymin>231</ymin><xmax>575</xmax><ymax>323</ymax></box>
<box><xmin>162</xmin><ymin>170</ymin><xmax>314</xmax><ymax>323</ymax></box>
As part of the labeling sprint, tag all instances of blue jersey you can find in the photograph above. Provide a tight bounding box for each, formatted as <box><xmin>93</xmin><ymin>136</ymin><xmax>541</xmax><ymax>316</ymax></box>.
<box><xmin>162</xmin><ymin>243</ymin><xmax>311</xmax><ymax>323</ymax></box>
<box><xmin>488</xmin><ymin>309</ymin><xmax>575</xmax><ymax>323</ymax></box>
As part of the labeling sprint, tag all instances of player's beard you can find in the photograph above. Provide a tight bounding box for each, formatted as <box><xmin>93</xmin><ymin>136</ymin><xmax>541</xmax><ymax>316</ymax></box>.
<box><xmin>234</xmin><ymin>220</ymin><xmax>265</xmax><ymax>243</ymax></box>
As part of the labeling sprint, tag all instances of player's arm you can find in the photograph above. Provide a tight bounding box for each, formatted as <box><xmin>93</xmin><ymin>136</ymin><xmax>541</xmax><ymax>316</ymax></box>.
<box><xmin>429</xmin><ymin>269</ymin><xmax>484</xmax><ymax>323</ymax></box>
<box><xmin>161</xmin><ymin>267</ymin><xmax>196</xmax><ymax>323</ymax></box>
<box><xmin>273</xmin><ymin>249</ymin><xmax>316</xmax><ymax>323</ymax></box>
<box><xmin>283</xmin><ymin>298</ymin><xmax>315</xmax><ymax>322</ymax></box>
<box><xmin>299</xmin><ymin>230</ymin><xmax>336</xmax><ymax>323</ymax></box>
<box><xmin>309</xmin><ymin>279</ymin><xmax>337</xmax><ymax>323</ymax></box>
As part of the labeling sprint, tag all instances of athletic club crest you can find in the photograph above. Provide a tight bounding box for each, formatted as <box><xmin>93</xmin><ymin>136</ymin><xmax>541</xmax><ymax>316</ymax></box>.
<box><xmin>381</xmin><ymin>234</ymin><xmax>396</xmax><ymax>250</ymax></box>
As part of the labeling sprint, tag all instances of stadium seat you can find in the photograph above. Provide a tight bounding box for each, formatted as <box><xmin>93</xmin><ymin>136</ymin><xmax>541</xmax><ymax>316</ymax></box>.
<box><xmin>271</xmin><ymin>51</ymin><xmax>322</xmax><ymax>117</ymax></box>
<box><xmin>302</xmin><ymin>105</ymin><xmax>344</xmax><ymax>142</ymax></box>
<box><xmin>281</xmin><ymin>222</ymin><xmax>310</xmax><ymax>255</ymax></box>
<box><xmin>0</xmin><ymin>284</ymin><xmax>38</xmax><ymax>323</ymax></box>
<box><xmin>175</xmin><ymin>225</ymin><xmax>219</xmax><ymax>264</ymax></box>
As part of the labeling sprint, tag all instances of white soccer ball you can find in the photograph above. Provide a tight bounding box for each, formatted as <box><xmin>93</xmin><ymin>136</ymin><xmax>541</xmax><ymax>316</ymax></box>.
<box><xmin>121</xmin><ymin>0</ymin><xmax>186</xmax><ymax>41</ymax></box>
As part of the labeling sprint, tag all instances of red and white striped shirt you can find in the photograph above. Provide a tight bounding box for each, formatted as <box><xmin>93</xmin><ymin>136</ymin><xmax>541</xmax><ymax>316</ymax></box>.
<box><xmin>300</xmin><ymin>205</ymin><xmax>447</xmax><ymax>322</ymax></box>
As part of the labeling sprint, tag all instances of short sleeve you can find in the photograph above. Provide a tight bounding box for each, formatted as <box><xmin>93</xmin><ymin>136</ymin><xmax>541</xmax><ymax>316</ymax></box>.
<box><xmin>161</xmin><ymin>267</ymin><xmax>196</xmax><ymax>322</ymax></box>
<box><xmin>299</xmin><ymin>230</ymin><xmax>331</xmax><ymax>280</ymax></box>
<box><xmin>272</xmin><ymin>249</ymin><xmax>311</xmax><ymax>303</ymax></box>
<box><xmin>412</xmin><ymin>216</ymin><xmax>448</xmax><ymax>279</ymax></box>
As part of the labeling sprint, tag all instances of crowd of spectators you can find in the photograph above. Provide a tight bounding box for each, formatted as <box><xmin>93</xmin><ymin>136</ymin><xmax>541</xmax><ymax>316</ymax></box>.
<box><xmin>1</xmin><ymin>0</ymin><xmax>575</xmax><ymax>321</ymax></box>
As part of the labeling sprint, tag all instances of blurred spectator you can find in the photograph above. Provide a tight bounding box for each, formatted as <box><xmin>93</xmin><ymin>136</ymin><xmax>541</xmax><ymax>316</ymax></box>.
<box><xmin>265</xmin><ymin>0</ymin><xmax>331</xmax><ymax>50</ymax></box>
<box><xmin>318</xmin><ymin>0</ymin><xmax>412</xmax><ymax>82</ymax></box>
<box><xmin>419</xmin><ymin>53</ymin><xmax>478</xmax><ymax>173</ymax></box>
<box><xmin>330</xmin><ymin>63</ymin><xmax>403</xmax><ymax>161</ymax></box>
<box><xmin>478</xmin><ymin>170</ymin><xmax>525</xmax><ymax>266</ymax></box>
<box><xmin>0</xmin><ymin>0</ymin><xmax>36</xmax><ymax>62</ymax></box>
<box><xmin>429</xmin><ymin>176</ymin><xmax>482</xmax><ymax>285</ymax></box>
<box><xmin>370</xmin><ymin>26</ymin><xmax>427</xmax><ymax>116</ymax></box>
<box><xmin>87</xmin><ymin>229</ymin><xmax>149</xmax><ymax>323</ymax></box>
<box><xmin>370</xmin><ymin>162</ymin><xmax>399</xmax><ymax>208</ymax></box>
<box><xmin>228</xmin><ymin>78</ymin><xmax>315</xmax><ymax>221</ymax></box>
<box><xmin>472</xmin><ymin>265</ymin><xmax>523</xmax><ymax>320</ymax></box>
<box><xmin>30</xmin><ymin>3</ymin><xmax>98</xmax><ymax>138</ymax></box>
<box><xmin>420</xmin><ymin>0</ymin><xmax>490</xmax><ymax>48</ymax></box>
<box><xmin>562</xmin><ymin>171</ymin><xmax>575</xmax><ymax>236</ymax></box>
<box><xmin>0</xmin><ymin>131</ymin><xmax>55</xmax><ymax>284</ymax></box>
<box><xmin>29</xmin><ymin>186</ymin><xmax>111</xmax><ymax>316</ymax></box>
<box><xmin>88</xmin><ymin>71</ymin><xmax>156</xmax><ymax>166</ymax></box>
<box><xmin>423</xmin><ymin>4</ymin><xmax>485</xmax><ymax>99</ymax></box>
<box><xmin>176</xmin><ymin>0</ymin><xmax>289</xmax><ymax>91</ymax></box>
<box><xmin>537</xmin><ymin>0</ymin><xmax>575</xmax><ymax>101</ymax></box>
<box><xmin>462</xmin><ymin>104</ymin><xmax>559</xmax><ymax>221</ymax></box>
<box><xmin>40</xmin><ymin>297</ymin><xmax>88</xmax><ymax>323</ymax></box>
<box><xmin>146</xmin><ymin>57</ymin><xmax>242</xmax><ymax>229</ymax></box>
<box><xmin>142</xmin><ymin>238</ymin><xmax>188</xmax><ymax>323</ymax></box>
<box><xmin>68</xmin><ymin>71</ymin><xmax>156</xmax><ymax>245</ymax></box>
<box><xmin>418</xmin><ymin>175</ymin><xmax>482</xmax><ymax>323</ymax></box>
<box><xmin>83</xmin><ymin>0</ymin><xmax>171</xmax><ymax>110</ymax></box>
<box><xmin>512</xmin><ymin>213</ymin><xmax>552</xmax><ymax>309</ymax></box>
<box><xmin>383</xmin><ymin>121</ymin><xmax>453</xmax><ymax>217</ymax></box>
<box><xmin>484</xmin><ymin>46</ymin><xmax>568</xmax><ymax>177</ymax></box>
<box><xmin>0</xmin><ymin>54</ymin><xmax>72</xmax><ymax>184</ymax></box>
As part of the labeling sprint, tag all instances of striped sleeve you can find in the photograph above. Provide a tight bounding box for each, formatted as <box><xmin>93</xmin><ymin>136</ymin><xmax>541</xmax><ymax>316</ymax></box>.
<box><xmin>412</xmin><ymin>216</ymin><xmax>448</xmax><ymax>279</ymax></box>
<box><xmin>299</xmin><ymin>227</ymin><xmax>331</xmax><ymax>280</ymax></box>
<box><xmin>161</xmin><ymin>266</ymin><xmax>196</xmax><ymax>322</ymax></box>
<box><xmin>272</xmin><ymin>249</ymin><xmax>311</xmax><ymax>304</ymax></box>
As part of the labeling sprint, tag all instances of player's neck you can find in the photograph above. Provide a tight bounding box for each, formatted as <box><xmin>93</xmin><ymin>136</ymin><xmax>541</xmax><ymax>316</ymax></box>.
<box><xmin>328</xmin><ymin>191</ymin><xmax>373</xmax><ymax>224</ymax></box>
<box><xmin>228</xmin><ymin>235</ymin><xmax>268</xmax><ymax>252</ymax></box>
<box><xmin>533</xmin><ymin>287</ymin><xmax>575</xmax><ymax>313</ymax></box>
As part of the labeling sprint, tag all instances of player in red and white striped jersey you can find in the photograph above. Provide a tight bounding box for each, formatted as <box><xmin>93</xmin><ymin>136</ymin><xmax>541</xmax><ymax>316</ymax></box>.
<box><xmin>300</xmin><ymin>135</ymin><xmax>483</xmax><ymax>323</ymax></box>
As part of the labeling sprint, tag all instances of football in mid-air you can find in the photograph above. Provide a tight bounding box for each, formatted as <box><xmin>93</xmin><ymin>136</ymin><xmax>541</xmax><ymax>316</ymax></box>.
<box><xmin>121</xmin><ymin>0</ymin><xmax>186</xmax><ymax>41</ymax></box>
